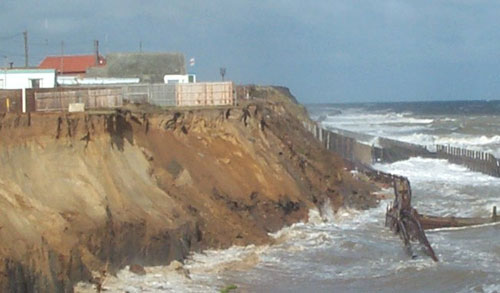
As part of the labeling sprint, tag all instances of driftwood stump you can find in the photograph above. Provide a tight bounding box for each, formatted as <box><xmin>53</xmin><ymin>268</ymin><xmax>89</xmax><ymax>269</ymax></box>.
<box><xmin>385</xmin><ymin>177</ymin><xmax>438</xmax><ymax>262</ymax></box>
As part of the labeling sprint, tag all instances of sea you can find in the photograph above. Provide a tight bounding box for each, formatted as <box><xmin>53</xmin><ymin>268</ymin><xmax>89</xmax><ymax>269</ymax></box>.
<box><xmin>78</xmin><ymin>100</ymin><xmax>500</xmax><ymax>293</ymax></box>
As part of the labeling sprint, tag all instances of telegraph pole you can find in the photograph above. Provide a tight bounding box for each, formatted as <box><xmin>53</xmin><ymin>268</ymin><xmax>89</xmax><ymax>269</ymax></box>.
<box><xmin>23</xmin><ymin>30</ymin><xmax>28</xmax><ymax>67</ymax></box>
<box><xmin>94</xmin><ymin>40</ymin><xmax>100</xmax><ymax>65</ymax></box>
<box><xmin>220</xmin><ymin>67</ymin><xmax>226</xmax><ymax>81</ymax></box>
<box><xmin>60</xmin><ymin>41</ymin><xmax>64</xmax><ymax>74</ymax></box>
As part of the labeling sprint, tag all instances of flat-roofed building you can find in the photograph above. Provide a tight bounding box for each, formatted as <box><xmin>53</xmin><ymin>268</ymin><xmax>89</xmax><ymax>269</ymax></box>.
<box><xmin>0</xmin><ymin>68</ymin><xmax>56</xmax><ymax>89</ymax></box>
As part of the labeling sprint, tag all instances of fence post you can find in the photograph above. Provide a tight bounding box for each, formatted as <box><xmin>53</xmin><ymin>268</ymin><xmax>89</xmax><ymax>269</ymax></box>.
<box><xmin>22</xmin><ymin>88</ymin><xmax>27</xmax><ymax>113</ymax></box>
<box><xmin>233</xmin><ymin>82</ymin><xmax>237</xmax><ymax>106</ymax></box>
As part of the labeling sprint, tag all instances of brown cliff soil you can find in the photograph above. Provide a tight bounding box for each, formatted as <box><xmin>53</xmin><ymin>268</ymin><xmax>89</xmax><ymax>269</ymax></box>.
<box><xmin>0</xmin><ymin>87</ymin><xmax>379</xmax><ymax>292</ymax></box>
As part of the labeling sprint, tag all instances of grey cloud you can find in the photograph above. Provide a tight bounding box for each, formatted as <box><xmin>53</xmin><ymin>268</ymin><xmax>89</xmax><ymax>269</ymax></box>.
<box><xmin>1</xmin><ymin>1</ymin><xmax>500</xmax><ymax>102</ymax></box>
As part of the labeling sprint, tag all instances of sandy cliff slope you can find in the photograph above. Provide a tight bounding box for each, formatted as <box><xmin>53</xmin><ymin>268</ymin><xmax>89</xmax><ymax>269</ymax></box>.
<box><xmin>0</xmin><ymin>86</ymin><xmax>377</xmax><ymax>292</ymax></box>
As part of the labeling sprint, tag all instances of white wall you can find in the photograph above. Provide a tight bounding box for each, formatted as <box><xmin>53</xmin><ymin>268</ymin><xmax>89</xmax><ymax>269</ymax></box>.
<box><xmin>0</xmin><ymin>69</ymin><xmax>56</xmax><ymax>89</ymax></box>
<box><xmin>164</xmin><ymin>74</ymin><xmax>196</xmax><ymax>84</ymax></box>
<box><xmin>57</xmin><ymin>76</ymin><xmax>140</xmax><ymax>85</ymax></box>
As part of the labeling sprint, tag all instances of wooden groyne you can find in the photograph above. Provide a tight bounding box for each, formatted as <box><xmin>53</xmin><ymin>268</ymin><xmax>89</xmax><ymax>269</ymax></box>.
<box><xmin>436</xmin><ymin>144</ymin><xmax>500</xmax><ymax>177</ymax></box>
<box><xmin>305</xmin><ymin>121</ymin><xmax>500</xmax><ymax>178</ymax></box>
<box><xmin>306</xmin><ymin>122</ymin><xmax>437</xmax><ymax>164</ymax></box>
<box><xmin>304</xmin><ymin>121</ymin><xmax>499</xmax><ymax>261</ymax></box>
<box><xmin>305</xmin><ymin>122</ymin><xmax>435</xmax><ymax>165</ymax></box>
<box><xmin>375</xmin><ymin>137</ymin><xmax>435</xmax><ymax>163</ymax></box>
<box><xmin>418</xmin><ymin>208</ymin><xmax>498</xmax><ymax>230</ymax></box>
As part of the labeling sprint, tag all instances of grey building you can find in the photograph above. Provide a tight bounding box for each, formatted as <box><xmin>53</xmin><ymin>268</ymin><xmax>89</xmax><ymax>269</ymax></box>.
<box><xmin>86</xmin><ymin>52</ymin><xmax>186</xmax><ymax>83</ymax></box>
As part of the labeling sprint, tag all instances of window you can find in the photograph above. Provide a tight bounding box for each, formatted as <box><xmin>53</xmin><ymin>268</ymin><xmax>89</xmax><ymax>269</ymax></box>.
<box><xmin>30</xmin><ymin>79</ymin><xmax>41</xmax><ymax>88</ymax></box>
<box><xmin>0</xmin><ymin>79</ymin><xmax>4</xmax><ymax>88</ymax></box>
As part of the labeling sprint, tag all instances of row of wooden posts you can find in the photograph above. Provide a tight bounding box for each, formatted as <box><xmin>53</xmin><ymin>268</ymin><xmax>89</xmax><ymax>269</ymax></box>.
<box><xmin>305</xmin><ymin>122</ymin><xmax>500</xmax><ymax>178</ymax></box>
<box><xmin>436</xmin><ymin>144</ymin><xmax>500</xmax><ymax>177</ymax></box>
<box><xmin>305</xmin><ymin>121</ymin><xmax>499</xmax><ymax>261</ymax></box>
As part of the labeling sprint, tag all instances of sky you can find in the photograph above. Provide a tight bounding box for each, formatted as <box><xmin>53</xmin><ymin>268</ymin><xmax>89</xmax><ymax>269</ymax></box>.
<box><xmin>1</xmin><ymin>0</ymin><xmax>500</xmax><ymax>103</ymax></box>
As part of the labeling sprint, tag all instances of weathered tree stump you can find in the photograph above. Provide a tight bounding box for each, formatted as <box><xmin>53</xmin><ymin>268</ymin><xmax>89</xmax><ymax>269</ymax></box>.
<box><xmin>385</xmin><ymin>177</ymin><xmax>438</xmax><ymax>262</ymax></box>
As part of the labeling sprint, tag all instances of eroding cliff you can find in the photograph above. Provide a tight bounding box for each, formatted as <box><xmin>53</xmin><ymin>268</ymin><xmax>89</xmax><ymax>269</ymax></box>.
<box><xmin>0</xmin><ymin>87</ymin><xmax>377</xmax><ymax>292</ymax></box>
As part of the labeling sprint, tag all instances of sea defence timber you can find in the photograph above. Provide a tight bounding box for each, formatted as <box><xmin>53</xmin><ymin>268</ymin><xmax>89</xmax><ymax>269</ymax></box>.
<box><xmin>304</xmin><ymin>122</ymin><xmax>500</xmax><ymax>178</ymax></box>
<box><xmin>436</xmin><ymin>144</ymin><xmax>500</xmax><ymax>177</ymax></box>
<box><xmin>304</xmin><ymin>122</ymin><xmax>434</xmax><ymax>165</ymax></box>
<box><xmin>303</xmin><ymin>122</ymin><xmax>499</xmax><ymax>260</ymax></box>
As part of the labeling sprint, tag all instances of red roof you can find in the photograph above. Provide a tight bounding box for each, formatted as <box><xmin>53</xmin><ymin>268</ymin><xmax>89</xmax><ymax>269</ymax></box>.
<box><xmin>39</xmin><ymin>54</ymin><xmax>105</xmax><ymax>75</ymax></box>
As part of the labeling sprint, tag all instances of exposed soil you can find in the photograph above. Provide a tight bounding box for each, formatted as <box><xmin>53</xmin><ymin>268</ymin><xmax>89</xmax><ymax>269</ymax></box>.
<box><xmin>0</xmin><ymin>87</ymin><xmax>379</xmax><ymax>292</ymax></box>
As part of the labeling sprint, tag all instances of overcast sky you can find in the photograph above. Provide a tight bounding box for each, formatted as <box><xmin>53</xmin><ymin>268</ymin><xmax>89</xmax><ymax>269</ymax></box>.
<box><xmin>1</xmin><ymin>1</ymin><xmax>500</xmax><ymax>103</ymax></box>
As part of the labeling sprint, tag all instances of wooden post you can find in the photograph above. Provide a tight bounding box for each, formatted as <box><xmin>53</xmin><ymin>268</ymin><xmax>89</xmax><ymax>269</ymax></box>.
<box><xmin>493</xmin><ymin>206</ymin><xmax>497</xmax><ymax>220</ymax></box>
<box><xmin>22</xmin><ymin>88</ymin><xmax>26</xmax><ymax>113</ymax></box>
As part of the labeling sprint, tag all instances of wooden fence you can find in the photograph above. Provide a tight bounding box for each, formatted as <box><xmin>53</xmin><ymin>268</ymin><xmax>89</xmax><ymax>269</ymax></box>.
<box><xmin>305</xmin><ymin>122</ymin><xmax>374</xmax><ymax>165</ymax></box>
<box><xmin>120</xmin><ymin>82</ymin><xmax>235</xmax><ymax>107</ymax></box>
<box><xmin>35</xmin><ymin>88</ymin><xmax>123</xmax><ymax>111</ymax></box>
<box><xmin>305</xmin><ymin>121</ymin><xmax>500</xmax><ymax>178</ymax></box>
<box><xmin>176</xmin><ymin>82</ymin><xmax>234</xmax><ymax>106</ymax></box>
<box><xmin>436</xmin><ymin>145</ymin><xmax>500</xmax><ymax>177</ymax></box>
<box><xmin>0</xmin><ymin>89</ymin><xmax>37</xmax><ymax>113</ymax></box>
<box><xmin>1</xmin><ymin>82</ymin><xmax>235</xmax><ymax>113</ymax></box>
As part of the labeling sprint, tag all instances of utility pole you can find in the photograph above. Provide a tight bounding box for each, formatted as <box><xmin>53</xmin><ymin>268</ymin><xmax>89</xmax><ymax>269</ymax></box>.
<box><xmin>23</xmin><ymin>30</ymin><xmax>28</xmax><ymax>67</ymax></box>
<box><xmin>139</xmin><ymin>41</ymin><xmax>142</xmax><ymax>53</ymax></box>
<box><xmin>94</xmin><ymin>40</ymin><xmax>100</xmax><ymax>65</ymax></box>
<box><xmin>220</xmin><ymin>67</ymin><xmax>226</xmax><ymax>81</ymax></box>
<box><xmin>60</xmin><ymin>41</ymin><xmax>64</xmax><ymax>74</ymax></box>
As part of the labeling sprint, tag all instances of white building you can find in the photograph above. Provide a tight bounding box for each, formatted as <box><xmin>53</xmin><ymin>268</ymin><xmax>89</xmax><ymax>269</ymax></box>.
<box><xmin>164</xmin><ymin>74</ymin><xmax>196</xmax><ymax>84</ymax></box>
<box><xmin>57</xmin><ymin>76</ymin><xmax>140</xmax><ymax>86</ymax></box>
<box><xmin>0</xmin><ymin>68</ymin><xmax>56</xmax><ymax>89</ymax></box>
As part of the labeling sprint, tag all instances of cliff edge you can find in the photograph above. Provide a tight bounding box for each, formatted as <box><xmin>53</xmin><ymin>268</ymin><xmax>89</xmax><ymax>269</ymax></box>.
<box><xmin>0</xmin><ymin>86</ymin><xmax>377</xmax><ymax>292</ymax></box>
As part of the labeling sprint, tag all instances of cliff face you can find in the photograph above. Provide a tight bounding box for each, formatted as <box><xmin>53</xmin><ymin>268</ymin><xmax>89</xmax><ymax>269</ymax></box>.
<box><xmin>0</xmin><ymin>87</ymin><xmax>377</xmax><ymax>292</ymax></box>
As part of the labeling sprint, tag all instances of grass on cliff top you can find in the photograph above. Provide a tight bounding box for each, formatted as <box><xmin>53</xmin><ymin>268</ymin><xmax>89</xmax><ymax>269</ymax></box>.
<box><xmin>247</xmin><ymin>85</ymin><xmax>311</xmax><ymax>123</ymax></box>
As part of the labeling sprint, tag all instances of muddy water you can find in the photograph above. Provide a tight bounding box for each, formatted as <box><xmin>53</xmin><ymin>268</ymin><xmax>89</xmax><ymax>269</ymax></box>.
<box><xmin>78</xmin><ymin>102</ymin><xmax>500</xmax><ymax>292</ymax></box>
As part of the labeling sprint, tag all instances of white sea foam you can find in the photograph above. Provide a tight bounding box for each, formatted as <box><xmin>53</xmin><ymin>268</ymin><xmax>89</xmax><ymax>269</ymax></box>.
<box><xmin>322</xmin><ymin>115</ymin><xmax>433</xmax><ymax>129</ymax></box>
<box><xmin>71</xmin><ymin>201</ymin><xmax>341</xmax><ymax>292</ymax></box>
<box><xmin>321</xmin><ymin>109</ymin><xmax>500</xmax><ymax>157</ymax></box>
<box><xmin>79</xmin><ymin>106</ymin><xmax>500</xmax><ymax>292</ymax></box>
<box><xmin>320</xmin><ymin>110</ymin><xmax>434</xmax><ymax>138</ymax></box>
<box><xmin>77</xmin><ymin>198</ymin><xmax>398</xmax><ymax>292</ymax></box>
<box><xmin>75</xmin><ymin>244</ymin><xmax>272</xmax><ymax>293</ymax></box>
<box><xmin>458</xmin><ymin>283</ymin><xmax>500</xmax><ymax>293</ymax></box>
<box><xmin>373</xmin><ymin>157</ymin><xmax>500</xmax><ymax>185</ymax></box>
<box><xmin>395</xmin><ymin>133</ymin><xmax>500</xmax><ymax>155</ymax></box>
<box><xmin>426</xmin><ymin>221</ymin><xmax>500</xmax><ymax>233</ymax></box>
<box><xmin>373</xmin><ymin>157</ymin><xmax>500</xmax><ymax>217</ymax></box>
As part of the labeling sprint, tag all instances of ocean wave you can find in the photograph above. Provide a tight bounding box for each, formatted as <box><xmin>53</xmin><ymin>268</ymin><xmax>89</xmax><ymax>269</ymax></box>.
<box><xmin>74</xmin><ymin>200</ymin><xmax>379</xmax><ymax>292</ymax></box>
<box><xmin>439</xmin><ymin>117</ymin><xmax>457</xmax><ymax>122</ymax></box>
<box><xmin>435</xmin><ymin>134</ymin><xmax>500</xmax><ymax>146</ymax></box>
<box><xmin>373</xmin><ymin>157</ymin><xmax>500</xmax><ymax>185</ymax></box>
<box><xmin>373</xmin><ymin>157</ymin><xmax>500</xmax><ymax>217</ymax></box>
<box><xmin>380</xmin><ymin>133</ymin><xmax>500</xmax><ymax>157</ymax></box>
<box><xmin>322</xmin><ymin>114</ymin><xmax>434</xmax><ymax>126</ymax></box>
